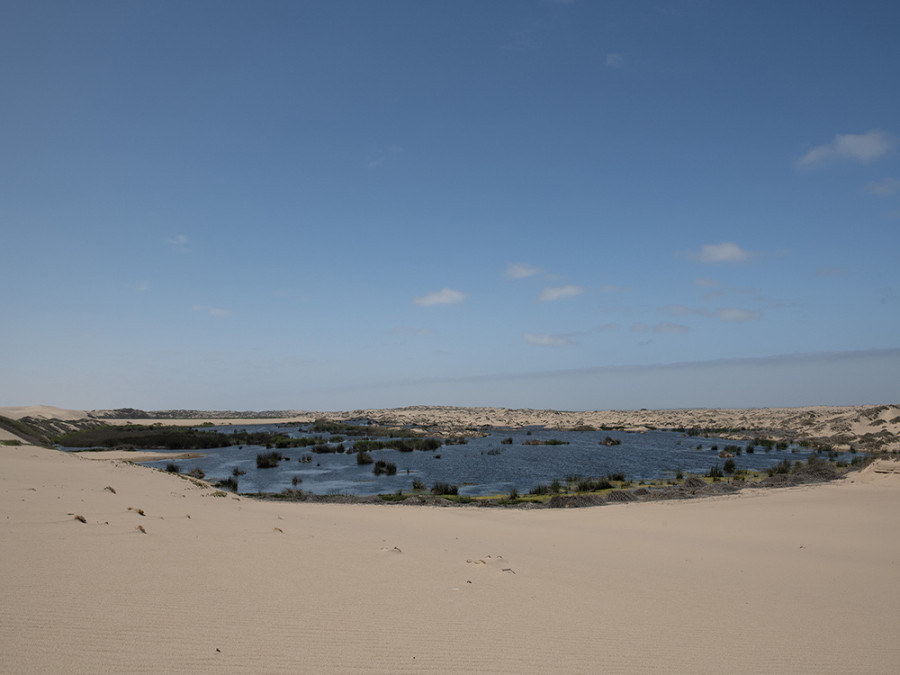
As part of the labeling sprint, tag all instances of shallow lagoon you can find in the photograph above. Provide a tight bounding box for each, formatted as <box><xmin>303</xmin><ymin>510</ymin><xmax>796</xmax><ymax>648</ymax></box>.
<box><xmin>138</xmin><ymin>423</ymin><xmax>844</xmax><ymax>497</ymax></box>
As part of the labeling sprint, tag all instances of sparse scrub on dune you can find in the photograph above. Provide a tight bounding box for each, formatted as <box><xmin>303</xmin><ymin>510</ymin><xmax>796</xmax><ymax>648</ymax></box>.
<box><xmin>186</xmin><ymin>467</ymin><xmax>205</xmax><ymax>480</ymax></box>
<box><xmin>766</xmin><ymin>459</ymin><xmax>794</xmax><ymax>476</ymax></box>
<box><xmin>575</xmin><ymin>477</ymin><xmax>613</xmax><ymax>492</ymax></box>
<box><xmin>215</xmin><ymin>477</ymin><xmax>239</xmax><ymax>492</ymax></box>
<box><xmin>165</xmin><ymin>463</ymin><xmax>179</xmax><ymax>473</ymax></box>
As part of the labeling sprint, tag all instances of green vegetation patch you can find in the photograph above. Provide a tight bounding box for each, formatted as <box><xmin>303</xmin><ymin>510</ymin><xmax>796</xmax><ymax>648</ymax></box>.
<box><xmin>55</xmin><ymin>424</ymin><xmax>234</xmax><ymax>450</ymax></box>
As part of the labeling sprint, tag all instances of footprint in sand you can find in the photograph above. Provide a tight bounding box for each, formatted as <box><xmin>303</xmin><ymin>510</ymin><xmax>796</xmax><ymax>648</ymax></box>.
<box><xmin>465</xmin><ymin>554</ymin><xmax>515</xmax><ymax>575</ymax></box>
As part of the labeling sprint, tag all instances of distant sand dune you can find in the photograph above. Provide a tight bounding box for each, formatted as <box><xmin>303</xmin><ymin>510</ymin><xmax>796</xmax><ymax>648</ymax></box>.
<box><xmin>4</xmin><ymin>403</ymin><xmax>897</xmax><ymax>451</ymax></box>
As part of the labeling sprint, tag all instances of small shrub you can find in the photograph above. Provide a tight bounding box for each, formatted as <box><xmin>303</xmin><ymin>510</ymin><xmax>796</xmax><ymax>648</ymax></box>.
<box><xmin>165</xmin><ymin>463</ymin><xmax>179</xmax><ymax>473</ymax></box>
<box><xmin>675</xmin><ymin>469</ymin><xmax>684</xmax><ymax>480</ymax></box>
<box><xmin>501</xmin><ymin>437</ymin><xmax>513</xmax><ymax>445</ymax></box>
<box><xmin>373</xmin><ymin>460</ymin><xmax>397</xmax><ymax>476</ymax></box>
<box><xmin>607</xmin><ymin>472</ymin><xmax>626</xmax><ymax>482</ymax></box>
<box><xmin>291</xmin><ymin>475</ymin><xmax>302</xmax><ymax>486</ymax></box>
<box><xmin>187</xmin><ymin>467</ymin><xmax>205</xmax><ymax>480</ymax></box>
<box><xmin>723</xmin><ymin>458</ymin><xmax>736</xmax><ymax>475</ymax></box>
<box><xmin>707</xmin><ymin>464</ymin><xmax>723</xmax><ymax>479</ymax></box>
<box><xmin>508</xmin><ymin>487</ymin><xmax>519</xmax><ymax>501</ymax></box>
<box><xmin>412</xmin><ymin>478</ymin><xmax>426</xmax><ymax>490</ymax></box>
<box><xmin>576</xmin><ymin>477</ymin><xmax>613</xmax><ymax>492</ymax></box>
<box><xmin>256</xmin><ymin>451</ymin><xmax>283</xmax><ymax>469</ymax></box>
<box><xmin>232</xmin><ymin>467</ymin><xmax>246</xmax><ymax>477</ymax></box>
<box><xmin>766</xmin><ymin>459</ymin><xmax>793</xmax><ymax>476</ymax></box>
<box><xmin>356</xmin><ymin>450</ymin><xmax>374</xmax><ymax>465</ymax></box>
<box><xmin>431</xmin><ymin>482</ymin><xmax>458</xmax><ymax>496</ymax></box>
<box><xmin>215</xmin><ymin>477</ymin><xmax>238</xmax><ymax>492</ymax></box>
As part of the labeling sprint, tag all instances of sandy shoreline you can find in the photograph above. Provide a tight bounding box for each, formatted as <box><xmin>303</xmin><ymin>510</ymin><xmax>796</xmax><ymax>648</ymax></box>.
<box><xmin>2</xmin><ymin>422</ymin><xmax>899</xmax><ymax>673</ymax></box>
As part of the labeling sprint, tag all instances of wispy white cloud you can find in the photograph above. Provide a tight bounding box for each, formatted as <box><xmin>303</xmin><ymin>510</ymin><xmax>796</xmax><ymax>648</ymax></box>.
<box><xmin>605</xmin><ymin>53</ymin><xmax>624</xmax><ymax>68</ymax></box>
<box><xmin>413</xmin><ymin>288</ymin><xmax>466</xmax><ymax>306</ymax></box>
<box><xmin>683</xmin><ymin>242</ymin><xmax>753</xmax><ymax>264</ymax></box>
<box><xmin>661</xmin><ymin>304</ymin><xmax>698</xmax><ymax>317</ymax></box>
<box><xmin>661</xmin><ymin>304</ymin><xmax>761</xmax><ymax>323</ymax></box>
<box><xmin>654</xmin><ymin>322</ymin><xmax>691</xmax><ymax>334</ymax></box>
<box><xmin>538</xmin><ymin>284</ymin><xmax>584</xmax><ymax>302</ymax></box>
<box><xmin>505</xmin><ymin>262</ymin><xmax>542</xmax><ymax>280</ymax></box>
<box><xmin>193</xmin><ymin>304</ymin><xmax>231</xmax><ymax>318</ymax></box>
<box><xmin>797</xmin><ymin>130</ymin><xmax>894</xmax><ymax>167</ymax></box>
<box><xmin>136</xmin><ymin>282</ymin><xmax>149</xmax><ymax>292</ymax></box>
<box><xmin>596</xmin><ymin>322</ymin><xmax>621</xmax><ymax>332</ymax></box>
<box><xmin>714</xmin><ymin>307</ymin><xmax>760</xmax><ymax>322</ymax></box>
<box><xmin>631</xmin><ymin>321</ymin><xmax>689</xmax><ymax>334</ymax></box>
<box><xmin>167</xmin><ymin>234</ymin><xmax>188</xmax><ymax>246</ymax></box>
<box><xmin>600</xmin><ymin>284</ymin><xmax>630</xmax><ymax>294</ymax></box>
<box><xmin>524</xmin><ymin>332</ymin><xmax>579</xmax><ymax>346</ymax></box>
<box><xmin>367</xmin><ymin>145</ymin><xmax>403</xmax><ymax>169</ymax></box>
<box><xmin>864</xmin><ymin>177</ymin><xmax>900</xmax><ymax>196</ymax></box>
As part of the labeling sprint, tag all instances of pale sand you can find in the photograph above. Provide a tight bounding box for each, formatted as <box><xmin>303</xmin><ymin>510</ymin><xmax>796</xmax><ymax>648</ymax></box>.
<box><xmin>2</xmin><ymin>433</ymin><xmax>899</xmax><ymax>674</ymax></box>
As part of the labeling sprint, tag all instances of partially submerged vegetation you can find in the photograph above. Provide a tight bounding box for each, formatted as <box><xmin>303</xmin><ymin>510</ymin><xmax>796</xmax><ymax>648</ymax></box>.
<box><xmin>243</xmin><ymin>453</ymin><xmax>872</xmax><ymax>508</ymax></box>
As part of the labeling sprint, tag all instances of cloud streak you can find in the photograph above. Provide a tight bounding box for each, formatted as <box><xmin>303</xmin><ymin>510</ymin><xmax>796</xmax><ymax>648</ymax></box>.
<box><xmin>797</xmin><ymin>130</ymin><xmax>893</xmax><ymax>167</ymax></box>
<box><xmin>864</xmin><ymin>177</ymin><xmax>900</xmax><ymax>197</ymax></box>
<box><xmin>505</xmin><ymin>262</ymin><xmax>541</xmax><ymax>280</ymax></box>
<box><xmin>524</xmin><ymin>332</ymin><xmax>579</xmax><ymax>346</ymax></box>
<box><xmin>661</xmin><ymin>304</ymin><xmax>761</xmax><ymax>322</ymax></box>
<box><xmin>413</xmin><ymin>288</ymin><xmax>466</xmax><ymax>306</ymax></box>
<box><xmin>538</xmin><ymin>285</ymin><xmax>584</xmax><ymax>302</ymax></box>
<box><xmin>683</xmin><ymin>242</ymin><xmax>752</xmax><ymax>264</ymax></box>
<box><xmin>192</xmin><ymin>305</ymin><xmax>231</xmax><ymax>318</ymax></box>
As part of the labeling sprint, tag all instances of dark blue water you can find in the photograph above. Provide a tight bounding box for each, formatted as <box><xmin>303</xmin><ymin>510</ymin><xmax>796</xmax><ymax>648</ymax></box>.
<box><xmin>134</xmin><ymin>424</ymin><xmax>848</xmax><ymax>497</ymax></box>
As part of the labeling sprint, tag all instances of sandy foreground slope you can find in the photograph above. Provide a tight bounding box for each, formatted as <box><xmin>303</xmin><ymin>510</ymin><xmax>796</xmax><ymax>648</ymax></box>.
<box><xmin>1</xmin><ymin>432</ymin><xmax>899</xmax><ymax>674</ymax></box>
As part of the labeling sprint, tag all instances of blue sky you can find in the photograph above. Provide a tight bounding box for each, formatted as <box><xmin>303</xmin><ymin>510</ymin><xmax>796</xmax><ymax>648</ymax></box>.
<box><xmin>2</xmin><ymin>0</ymin><xmax>898</xmax><ymax>411</ymax></box>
